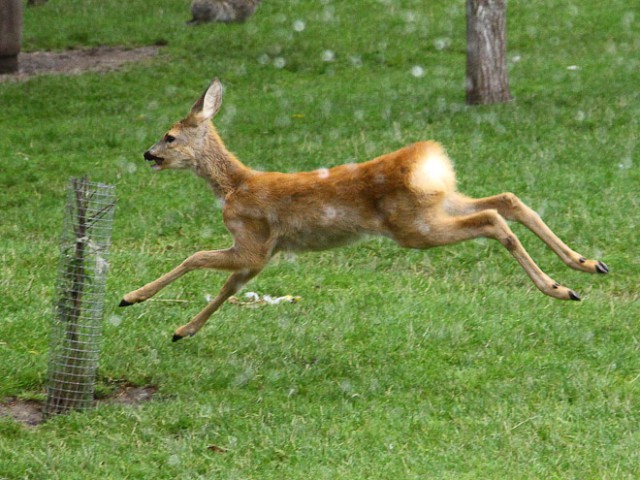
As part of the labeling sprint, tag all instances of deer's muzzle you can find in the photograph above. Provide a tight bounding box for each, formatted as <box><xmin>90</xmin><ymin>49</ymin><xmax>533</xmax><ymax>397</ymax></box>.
<box><xmin>144</xmin><ymin>151</ymin><xmax>164</xmax><ymax>168</ymax></box>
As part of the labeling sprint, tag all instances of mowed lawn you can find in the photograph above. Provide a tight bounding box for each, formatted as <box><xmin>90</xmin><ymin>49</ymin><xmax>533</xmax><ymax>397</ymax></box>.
<box><xmin>1</xmin><ymin>0</ymin><xmax>639</xmax><ymax>478</ymax></box>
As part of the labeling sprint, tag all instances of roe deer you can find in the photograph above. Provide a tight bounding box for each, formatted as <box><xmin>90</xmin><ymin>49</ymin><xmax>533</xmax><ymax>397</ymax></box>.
<box><xmin>120</xmin><ymin>78</ymin><xmax>608</xmax><ymax>341</ymax></box>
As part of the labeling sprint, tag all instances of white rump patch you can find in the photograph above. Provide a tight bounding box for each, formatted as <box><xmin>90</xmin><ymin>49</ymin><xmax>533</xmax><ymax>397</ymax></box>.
<box><xmin>409</xmin><ymin>145</ymin><xmax>456</xmax><ymax>194</ymax></box>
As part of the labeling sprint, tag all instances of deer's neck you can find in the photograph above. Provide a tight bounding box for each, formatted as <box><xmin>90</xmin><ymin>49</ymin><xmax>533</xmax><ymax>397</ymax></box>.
<box><xmin>195</xmin><ymin>127</ymin><xmax>253</xmax><ymax>198</ymax></box>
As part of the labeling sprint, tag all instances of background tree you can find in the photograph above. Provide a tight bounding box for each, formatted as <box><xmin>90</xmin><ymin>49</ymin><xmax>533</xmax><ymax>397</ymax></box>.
<box><xmin>466</xmin><ymin>0</ymin><xmax>512</xmax><ymax>105</ymax></box>
<box><xmin>0</xmin><ymin>0</ymin><xmax>22</xmax><ymax>74</ymax></box>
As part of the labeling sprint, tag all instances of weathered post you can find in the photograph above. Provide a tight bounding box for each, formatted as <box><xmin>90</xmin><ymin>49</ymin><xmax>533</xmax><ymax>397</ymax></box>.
<box><xmin>0</xmin><ymin>0</ymin><xmax>22</xmax><ymax>74</ymax></box>
<box><xmin>44</xmin><ymin>178</ymin><xmax>116</xmax><ymax>417</ymax></box>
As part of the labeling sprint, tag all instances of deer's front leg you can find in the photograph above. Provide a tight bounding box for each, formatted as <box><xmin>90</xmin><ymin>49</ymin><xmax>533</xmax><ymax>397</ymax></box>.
<box><xmin>172</xmin><ymin>268</ymin><xmax>260</xmax><ymax>341</ymax></box>
<box><xmin>119</xmin><ymin>247</ymin><xmax>255</xmax><ymax>306</ymax></box>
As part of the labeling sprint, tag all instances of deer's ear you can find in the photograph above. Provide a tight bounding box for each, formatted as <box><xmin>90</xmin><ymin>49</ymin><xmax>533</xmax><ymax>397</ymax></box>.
<box><xmin>189</xmin><ymin>78</ymin><xmax>223</xmax><ymax>122</ymax></box>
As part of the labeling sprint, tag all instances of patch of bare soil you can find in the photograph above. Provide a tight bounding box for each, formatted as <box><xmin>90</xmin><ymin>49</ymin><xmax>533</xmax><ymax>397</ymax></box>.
<box><xmin>0</xmin><ymin>383</ymin><xmax>158</xmax><ymax>426</ymax></box>
<box><xmin>0</xmin><ymin>45</ymin><xmax>161</xmax><ymax>83</ymax></box>
<box><xmin>0</xmin><ymin>398</ymin><xmax>43</xmax><ymax>426</ymax></box>
<box><xmin>103</xmin><ymin>383</ymin><xmax>158</xmax><ymax>405</ymax></box>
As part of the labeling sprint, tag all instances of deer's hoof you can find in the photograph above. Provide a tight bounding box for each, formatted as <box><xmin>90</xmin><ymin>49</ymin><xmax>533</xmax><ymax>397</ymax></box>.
<box><xmin>569</xmin><ymin>290</ymin><xmax>581</xmax><ymax>301</ymax></box>
<box><xmin>119</xmin><ymin>298</ymin><xmax>134</xmax><ymax>307</ymax></box>
<box><xmin>595</xmin><ymin>261</ymin><xmax>609</xmax><ymax>274</ymax></box>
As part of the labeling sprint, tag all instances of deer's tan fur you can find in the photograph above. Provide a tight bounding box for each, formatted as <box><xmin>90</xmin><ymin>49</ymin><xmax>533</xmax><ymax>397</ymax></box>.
<box><xmin>121</xmin><ymin>78</ymin><xmax>608</xmax><ymax>341</ymax></box>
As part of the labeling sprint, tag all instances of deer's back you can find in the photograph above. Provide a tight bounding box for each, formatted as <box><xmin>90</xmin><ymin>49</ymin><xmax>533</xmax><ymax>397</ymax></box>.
<box><xmin>223</xmin><ymin>141</ymin><xmax>457</xmax><ymax>252</ymax></box>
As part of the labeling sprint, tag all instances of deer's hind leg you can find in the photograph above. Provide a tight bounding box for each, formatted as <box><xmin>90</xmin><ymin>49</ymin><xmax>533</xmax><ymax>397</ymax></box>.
<box><xmin>395</xmin><ymin>208</ymin><xmax>581</xmax><ymax>301</ymax></box>
<box><xmin>444</xmin><ymin>192</ymin><xmax>608</xmax><ymax>275</ymax></box>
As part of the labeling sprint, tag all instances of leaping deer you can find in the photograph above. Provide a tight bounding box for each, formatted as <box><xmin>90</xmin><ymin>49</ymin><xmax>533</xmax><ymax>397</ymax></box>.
<box><xmin>119</xmin><ymin>78</ymin><xmax>608</xmax><ymax>341</ymax></box>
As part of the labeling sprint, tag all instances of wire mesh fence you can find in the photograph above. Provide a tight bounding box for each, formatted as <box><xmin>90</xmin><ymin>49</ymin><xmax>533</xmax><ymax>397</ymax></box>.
<box><xmin>44</xmin><ymin>177</ymin><xmax>116</xmax><ymax>417</ymax></box>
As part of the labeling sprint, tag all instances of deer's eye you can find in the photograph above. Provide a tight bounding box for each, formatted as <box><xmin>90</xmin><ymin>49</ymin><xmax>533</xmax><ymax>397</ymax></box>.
<box><xmin>165</xmin><ymin>134</ymin><xmax>176</xmax><ymax>143</ymax></box>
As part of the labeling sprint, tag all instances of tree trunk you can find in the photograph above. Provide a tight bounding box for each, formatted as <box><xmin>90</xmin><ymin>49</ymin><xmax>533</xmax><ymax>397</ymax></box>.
<box><xmin>466</xmin><ymin>0</ymin><xmax>512</xmax><ymax>105</ymax></box>
<box><xmin>0</xmin><ymin>0</ymin><xmax>22</xmax><ymax>74</ymax></box>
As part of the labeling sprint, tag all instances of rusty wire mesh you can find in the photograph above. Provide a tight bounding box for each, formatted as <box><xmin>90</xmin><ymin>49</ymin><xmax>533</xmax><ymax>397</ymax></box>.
<box><xmin>44</xmin><ymin>178</ymin><xmax>115</xmax><ymax>417</ymax></box>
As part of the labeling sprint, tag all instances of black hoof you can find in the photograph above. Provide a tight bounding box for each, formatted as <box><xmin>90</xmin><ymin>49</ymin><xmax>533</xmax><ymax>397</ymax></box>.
<box><xmin>172</xmin><ymin>333</ymin><xmax>184</xmax><ymax>342</ymax></box>
<box><xmin>569</xmin><ymin>290</ymin><xmax>581</xmax><ymax>301</ymax></box>
<box><xmin>119</xmin><ymin>299</ymin><xmax>133</xmax><ymax>307</ymax></box>
<box><xmin>596</xmin><ymin>261</ymin><xmax>609</xmax><ymax>274</ymax></box>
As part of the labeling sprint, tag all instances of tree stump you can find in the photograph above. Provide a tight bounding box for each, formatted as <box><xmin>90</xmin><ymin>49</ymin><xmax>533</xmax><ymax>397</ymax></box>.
<box><xmin>188</xmin><ymin>0</ymin><xmax>262</xmax><ymax>25</ymax></box>
<box><xmin>465</xmin><ymin>0</ymin><xmax>512</xmax><ymax>105</ymax></box>
<box><xmin>0</xmin><ymin>0</ymin><xmax>22</xmax><ymax>74</ymax></box>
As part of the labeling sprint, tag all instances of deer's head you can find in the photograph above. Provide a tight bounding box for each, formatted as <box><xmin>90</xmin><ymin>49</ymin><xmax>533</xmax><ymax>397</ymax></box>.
<box><xmin>143</xmin><ymin>78</ymin><xmax>224</xmax><ymax>171</ymax></box>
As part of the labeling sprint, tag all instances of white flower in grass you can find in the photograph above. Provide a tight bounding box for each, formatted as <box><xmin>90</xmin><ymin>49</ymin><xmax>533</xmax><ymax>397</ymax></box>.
<box><xmin>434</xmin><ymin>37</ymin><xmax>451</xmax><ymax>50</ymax></box>
<box><xmin>619</xmin><ymin>157</ymin><xmax>633</xmax><ymax>170</ymax></box>
<box><xmin>349</xmin><ymin>55</ymin><xmax>363</xmax><ymax>68</ymax></box>
<box><xmin>107</xmin><ymin>315</ymin><xmax>122</xmax><ymax>327</ymax></box>
<box><xmin>411</xmin><ymin>65</ymin><xmax>425</xmax><ymax>78</ymax></box>
<box><xmin>322</xmin><ymin>50</ymin><xmax>335</xmax><ymax>62</ymax></box>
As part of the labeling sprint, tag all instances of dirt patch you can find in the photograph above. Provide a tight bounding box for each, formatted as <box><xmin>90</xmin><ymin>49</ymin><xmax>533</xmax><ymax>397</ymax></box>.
<box><xmin>0</xmin><ymin>45</ymin><xmax>161</xmax><ymax>83</ymax></box>
<box><xmin>0</xmin><ymin>398</ymin><xmax>43</xmax><ymax>426</ymax></box>
<box><xmin>102</xmin><ymin>383</ymin><xmax>158</xmax><ymax>405</ymax></box>
<box><xmin>0</xmin><ymin>383</ymin><xmax>158</xmax><ymax>426</ymax></box>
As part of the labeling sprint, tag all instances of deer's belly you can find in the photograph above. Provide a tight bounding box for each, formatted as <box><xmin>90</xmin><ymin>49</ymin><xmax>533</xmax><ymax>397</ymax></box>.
<box><xmin>275</xmin><ymin>228</ymin><xmax>365</xmax><ymax>252</ymax></box>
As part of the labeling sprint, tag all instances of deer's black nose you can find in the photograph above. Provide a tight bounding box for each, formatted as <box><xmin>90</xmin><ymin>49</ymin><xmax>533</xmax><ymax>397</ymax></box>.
<box><xmin>144</xmin><ymin>151</ymin><xmax>158</xmax><ymax>161</ymax></box>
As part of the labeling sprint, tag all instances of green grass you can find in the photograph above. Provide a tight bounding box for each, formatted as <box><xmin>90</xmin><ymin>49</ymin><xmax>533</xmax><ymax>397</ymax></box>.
<box><xmin>1</xmin><ymin>0</ymin><xmax>639</xmax><ymax>478</ymax></box>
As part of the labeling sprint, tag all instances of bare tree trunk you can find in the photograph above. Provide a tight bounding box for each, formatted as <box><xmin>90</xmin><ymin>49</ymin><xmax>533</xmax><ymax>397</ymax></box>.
<box><xmin>0</xmin><ymin>0</ymin><xmax>22</xmax><ymax>74</ymax></box>
<box><xmin>466</xmin><ymin>0</ymin><xmax>512</xmax><ymax>105</ymax></box>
